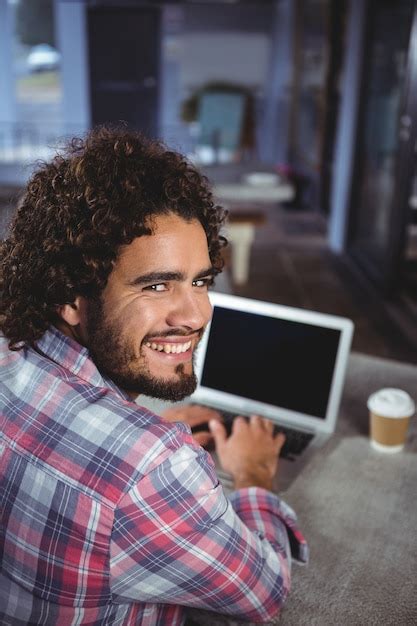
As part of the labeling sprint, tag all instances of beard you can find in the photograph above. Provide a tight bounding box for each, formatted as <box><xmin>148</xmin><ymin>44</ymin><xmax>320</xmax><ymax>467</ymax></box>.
<box><xmin>85</xmin><ymin>296</ymin><xmax>199</xmax><ymax>401</ymax></box>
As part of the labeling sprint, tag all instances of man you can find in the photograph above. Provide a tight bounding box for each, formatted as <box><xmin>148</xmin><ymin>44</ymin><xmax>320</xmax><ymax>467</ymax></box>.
<box><xmin>0</xmin><ymin>125</ymin><xmax>308</xmax><ymax>625</ymax></box>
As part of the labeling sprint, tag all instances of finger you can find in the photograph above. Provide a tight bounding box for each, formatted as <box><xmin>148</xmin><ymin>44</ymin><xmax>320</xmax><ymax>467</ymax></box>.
<box><xmin>250</xmin><ymin>414</ymin><xmax>263</xmax><ymax>426</ymax></box>
<box><xmin>232</xmin><ymin>415</ymin><xmax>248</xmax><ymax>433</ymax></box>
<box><xmin>209</xmin><ymin>419</ymin><xmax>228</xmax><ymax>446</ymax></box>
<box><xmin>196</xmin><ymin>406</ymin><xmax>223</xmax><ymax>423</ymax></box>
<box><xmin>177</xmin><ymin>405</ymin><xmax>202</xmax><ymax>427</ymax></box>
<box><xmin>167</xmin><ymin>404</ymin><xmax>222</xmax><ymax>428</ymax></box>
<box><xmin>274</xmin><ymin>431</ymin><xmax>286</xmax><ymax>452</ymax></box>
<box><xmin>191</xmin><ymin>404</ymin><xmax>221</xmax><ymax>417</ymax></box>
<box><xmin>193</xmin><ymin>431</ymin><xmax>214</xmax><ymax>448</ymax></box>
<box><xmin>250</xmin><ymin>414</ymin><xmax>273</xmax><ymax>434</ymax></box>
<box><xmin>161</xmin><ymin>406</ymin><xmax>183</xmax><ymax>422</ymax></box>
<box><xmin>188</xmin><ymin>405</ymin><xmax>222</xmax><ymax>426</ymax></box>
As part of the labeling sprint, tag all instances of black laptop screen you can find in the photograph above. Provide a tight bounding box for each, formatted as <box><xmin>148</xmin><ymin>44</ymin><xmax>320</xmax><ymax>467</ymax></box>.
<box><xmin>200</xmin><ymin>306</ymin><xmax>341</xmax><ymax>419</ymax></box>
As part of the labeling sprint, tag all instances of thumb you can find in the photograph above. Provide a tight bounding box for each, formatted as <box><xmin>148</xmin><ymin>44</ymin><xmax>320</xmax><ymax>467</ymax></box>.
<box><xmin>209</xmin><ymin>419</ymin><xmax>227</xmax><ymax>447</ymax></box>
<box><xmin>193</xmin><ymin>431</ymin><xmax>214</xmax><ymax>450</ymax></box>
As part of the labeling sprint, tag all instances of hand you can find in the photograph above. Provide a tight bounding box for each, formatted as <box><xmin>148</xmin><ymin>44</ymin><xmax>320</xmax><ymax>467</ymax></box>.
<box><xmin>161</xmin><ymin>404</ymin><xmax>223</xmax><ymax>448</ymax></box>
<box><xmin>209</xmin><ymin>415</ymin><xmax>286</xmax><ymax>491</ymax></box>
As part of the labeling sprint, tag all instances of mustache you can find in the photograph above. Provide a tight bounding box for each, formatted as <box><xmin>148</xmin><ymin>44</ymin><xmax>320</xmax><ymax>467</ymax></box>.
<box><xmin>142</xmin><ymin>328</ymin><xmax>205</xmax><ymax>342</ymax></box>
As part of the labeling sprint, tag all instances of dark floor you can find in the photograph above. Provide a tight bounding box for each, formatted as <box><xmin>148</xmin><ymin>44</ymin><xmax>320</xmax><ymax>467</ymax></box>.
<box><xmin>221</xmin><ymin>202</ymin><xmax>417</xmax><ymax>365</ymax></box>
<box><xmin>1</xmin><ymin>182</ymin><xmax>416</xmax><ymax>365</ymax></box>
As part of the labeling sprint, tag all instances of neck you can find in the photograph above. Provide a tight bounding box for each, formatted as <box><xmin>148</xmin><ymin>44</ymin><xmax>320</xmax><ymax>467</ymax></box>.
<box><xmin>54</xmin><ymin>320</ymin><xmax>86</xmax><ymax>347</ymax></box>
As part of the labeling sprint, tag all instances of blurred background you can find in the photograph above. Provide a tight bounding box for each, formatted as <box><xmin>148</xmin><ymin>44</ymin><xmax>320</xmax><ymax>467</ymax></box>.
<box><xmin>0</xmin><ymin>0</ymin><xmax>416</xmax><ymax>363</ymax></box>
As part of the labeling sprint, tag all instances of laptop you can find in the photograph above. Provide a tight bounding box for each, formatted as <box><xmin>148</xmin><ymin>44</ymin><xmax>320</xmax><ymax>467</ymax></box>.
<box><xmin>188</xmin><ymin>291</ymin><xmax>354</xmax><ymax>493</ymax></box>
<box><xmin>139</xmin><ymin>291</ymin><xmax>354</xmax><ymax>493</ymax></box>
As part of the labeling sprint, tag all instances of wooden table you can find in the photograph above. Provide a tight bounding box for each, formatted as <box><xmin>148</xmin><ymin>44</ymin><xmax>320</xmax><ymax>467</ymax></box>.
<box><xmin>186</xmin><ymin>351</ymin><xmax>417</xmax><ymax>625</ymax></box>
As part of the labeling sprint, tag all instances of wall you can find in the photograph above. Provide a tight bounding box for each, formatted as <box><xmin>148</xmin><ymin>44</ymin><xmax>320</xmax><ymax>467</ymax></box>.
<box><xmin>159</xmin><ymin>2</ymin><xmax>276</xmax><ymax>158</ymax></box>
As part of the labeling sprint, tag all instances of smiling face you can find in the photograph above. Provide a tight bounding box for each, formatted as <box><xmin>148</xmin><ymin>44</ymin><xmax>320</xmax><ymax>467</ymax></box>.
<box><xmin>60</xmin><ymin>213</ymin><xmax>215</xmax><ymax>400</ymax></box>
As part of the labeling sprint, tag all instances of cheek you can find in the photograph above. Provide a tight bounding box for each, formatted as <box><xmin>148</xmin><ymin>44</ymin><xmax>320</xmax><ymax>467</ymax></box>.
<box><xmin>203</xmin><ymin>298</ymin><xmax>213</xmax><ymax>325</ymax></box>
<box><xmin>99</xmin><ymin>292</ymin><xmax>144</xmax><ymax>334</ymax></box>
<box><xmin>117</xmin><ymin>302</ymin><xmax>149</xmax><ymax>331</ymax></box>
<box><xmin>115</xmin><ymin>299</ymin><xmax>160</xmax><ymax>340</ymax></box>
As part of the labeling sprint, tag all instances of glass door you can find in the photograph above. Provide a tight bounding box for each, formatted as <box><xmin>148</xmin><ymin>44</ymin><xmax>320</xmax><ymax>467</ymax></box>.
<box><xmin>403</xmin><ymin>165</ymin><xmax>417</xmax><ymax>309</ymax></box>
<box><xmin>347</xmin><ymin>0</ymin><xmax>416</xmax><ymax>295</ymax></box>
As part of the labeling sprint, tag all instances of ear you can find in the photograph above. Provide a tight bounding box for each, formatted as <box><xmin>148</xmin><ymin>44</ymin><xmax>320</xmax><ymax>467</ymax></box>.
<box><xmin>56</xmin><ymin>297</ymin><xmax>83</xmax><ymax>327</ymax></box>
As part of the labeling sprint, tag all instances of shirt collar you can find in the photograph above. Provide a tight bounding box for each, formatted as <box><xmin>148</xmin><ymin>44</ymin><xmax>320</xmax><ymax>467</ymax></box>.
<box><xmin>35</xmin><ymin>326</ymin><xmax>131</xmax><ymax>401</ymax></box>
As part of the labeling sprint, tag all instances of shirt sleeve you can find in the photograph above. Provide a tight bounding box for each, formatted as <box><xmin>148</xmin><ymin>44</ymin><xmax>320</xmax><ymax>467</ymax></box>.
<box><xmin>228</xmin><ymin>487</ymin><xmax>309</xmax><ymax>566</ymax></box>
<box><xmin>110</xmin><ymin>443</ymin><xmax>308</xmax><ymax>623</ymax></box>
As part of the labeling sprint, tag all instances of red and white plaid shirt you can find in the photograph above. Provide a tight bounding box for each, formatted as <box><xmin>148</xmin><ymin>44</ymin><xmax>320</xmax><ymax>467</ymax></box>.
<box><xmin>0</xmin><ymin>327</ymin><xmax>308</xmax><ymax>625</ymax></box>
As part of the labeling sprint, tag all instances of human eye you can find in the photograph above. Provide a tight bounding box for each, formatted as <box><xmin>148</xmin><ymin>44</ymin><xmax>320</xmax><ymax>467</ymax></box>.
<box><xmin>144</xmin><ymin>282</ymin><xmax>168</xmax><ymax>292</ymax></box>
<box><xmin>193</xmin><ymin>276</ymin><xmax>214</xmax><ymax>288</ymax></box>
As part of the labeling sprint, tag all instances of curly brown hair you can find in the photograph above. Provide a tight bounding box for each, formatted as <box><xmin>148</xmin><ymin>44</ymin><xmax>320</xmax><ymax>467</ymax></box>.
<box><xmin>0</xmin><ymin>124</ymin><xmax>228</xmax><ymax>349</ymax></box>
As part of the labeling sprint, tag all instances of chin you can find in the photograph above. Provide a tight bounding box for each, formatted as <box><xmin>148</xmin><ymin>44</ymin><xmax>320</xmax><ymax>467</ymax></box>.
<box><xmin>138</xmin><ymin>373</ymin><xmax>197</xmax><ymax>403</ymax></box>
<box><xmin>105</xmin><ymin>365</ymin><xmax>195</xmax><ymax>402</ymax></box>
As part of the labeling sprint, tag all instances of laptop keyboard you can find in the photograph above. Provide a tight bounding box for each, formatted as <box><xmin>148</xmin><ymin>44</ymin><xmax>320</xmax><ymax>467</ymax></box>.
<box><xmin>192</xmin><ymin>407</ymin><xmax>314</xmax><ymax>461</ymax></box>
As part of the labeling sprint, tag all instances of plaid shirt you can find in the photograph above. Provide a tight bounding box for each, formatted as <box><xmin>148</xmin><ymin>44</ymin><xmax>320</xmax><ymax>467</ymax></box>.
<box><xmin>1</xmin><ymin>327</ymin><xmax>308</xmax><ymax>625</ymax></box>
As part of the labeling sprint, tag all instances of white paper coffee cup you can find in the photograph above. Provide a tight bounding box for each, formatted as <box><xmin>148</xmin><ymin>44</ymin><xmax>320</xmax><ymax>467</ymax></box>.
<box><xmin>367</xmin><ymin>388</ymin><xmax>415</xmax><ymax>452</ymax></box>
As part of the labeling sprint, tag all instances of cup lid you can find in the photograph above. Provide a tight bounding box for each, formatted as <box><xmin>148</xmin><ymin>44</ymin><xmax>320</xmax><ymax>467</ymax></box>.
<box><xmin>367</xmin><ymin>388</ymin><xmax>415</xmax><ymax>418</ymax></box>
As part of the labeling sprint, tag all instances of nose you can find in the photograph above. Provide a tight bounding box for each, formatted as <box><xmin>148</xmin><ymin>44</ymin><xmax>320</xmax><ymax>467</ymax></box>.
<box><xmin>166</xmin><ymin>289</ymin><xmax>212</xmax><ymax>331</ymax></box>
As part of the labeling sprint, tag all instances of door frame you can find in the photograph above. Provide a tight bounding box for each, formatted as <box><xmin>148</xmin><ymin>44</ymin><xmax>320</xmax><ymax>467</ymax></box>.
<box><xmin>87</xmin><ymin>4</ymin><xmax>161</xmax><ymax>138</ymax></box>
<box><xmin>347</xmin><ymin>0</ymin><xmax>417</xmax><ymax>295</ymax></box>
<box><xmin>385</xmin><ymin>3</ymin><xmax>417</xmax><ymax>291</ymax></box>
